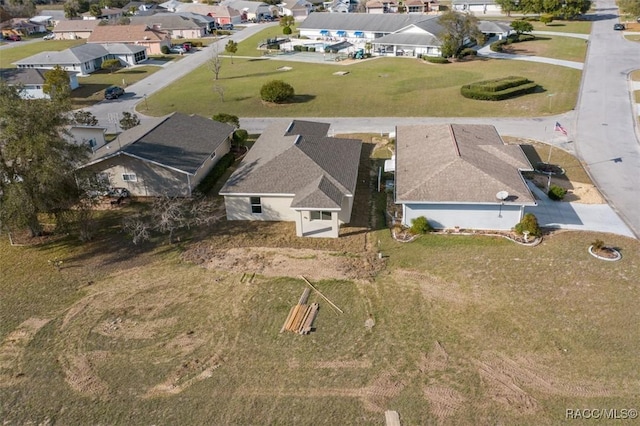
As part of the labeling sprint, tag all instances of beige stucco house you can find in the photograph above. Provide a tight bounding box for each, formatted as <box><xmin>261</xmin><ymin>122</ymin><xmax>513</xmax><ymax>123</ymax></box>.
<box><xmin>394</xmin><ymin>124</ymin><xmax>536</xmax><ymax>231</ymax></box>
<box><xmin>220</xmin><ymin>120</ymin><xmax>362</xmax><ymax>238</ymax></box>
<box><xmin>87</xmin><ymin>24</ymin><xmax>171</xmax><ymax>55</ymax></box>
<box><xmin>79</xmin><ymin>113</ymin><xmax>235</xmax><ymax>197</ymax></box>
<box><xmin>51</xmin><ymin>20</ymin><xmax>100</xmax><ymax>40</ymax></box>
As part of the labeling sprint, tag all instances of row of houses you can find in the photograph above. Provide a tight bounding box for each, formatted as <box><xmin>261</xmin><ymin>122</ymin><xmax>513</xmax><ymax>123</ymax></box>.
<box><xmin>72</xmin><ymin>114</ymin><xmax>535</xmax><ymax>238</ymax></box>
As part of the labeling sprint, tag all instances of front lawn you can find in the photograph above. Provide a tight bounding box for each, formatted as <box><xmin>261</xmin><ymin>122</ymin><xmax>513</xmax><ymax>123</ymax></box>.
<box><xmin>0</xmin><ymin>39</ymin><xmax>86</xmax><ymax>68</ymax></box>
<box><xmin>502</xmin><ymin>35</ymin><xmax>588</xmax><ymax>62</ymax></box>
<box><xmin>141</xmin><ymin>56</ymin><xmax>580</xmax><ymax>118</ymax></box>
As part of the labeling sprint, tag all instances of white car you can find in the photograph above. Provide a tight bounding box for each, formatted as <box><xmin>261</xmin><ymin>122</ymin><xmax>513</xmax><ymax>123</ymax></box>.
<box><xmin>43</xmin><ymin>33</ymin><xmax>55</xmax><ymax>40</ymax></box>
<box><xmin>169</xmin><ymin>46</ymin><xmax>186</xmax><ymax>54</ymax></box>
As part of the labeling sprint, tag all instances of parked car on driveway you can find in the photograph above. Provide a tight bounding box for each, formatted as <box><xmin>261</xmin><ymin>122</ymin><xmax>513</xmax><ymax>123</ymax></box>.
<box><xmin>613</xmin><ymin>23</ymin><xmax>625</xmax><ymax>30</ymax></box>
<box><xmin>221</xmin><ymin>23</ymin><xmax>234</xmax><ymax>30</ymax></box>
<box><xmin>43</xmin><ymin>33</ymin><xmax>55</xmax><ymax>40</ymax></box>
<box><xmin>169</xmin><ymin>45</ymin><xmax>187</xmax><ymax>54</ymax></box>
<box><xmin>4</xmin><ymin>34</ymin><xmax>21</xmax><ymax>41</ymax></box>
<box><xmin>104</xmin><ymin>86</ymin><xmax>125</xmax><ymax>100</ymax></box>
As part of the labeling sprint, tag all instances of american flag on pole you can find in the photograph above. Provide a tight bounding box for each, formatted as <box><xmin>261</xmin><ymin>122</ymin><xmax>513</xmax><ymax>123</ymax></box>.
<box><xmin>554</xmin><ymin>122</ymin><xmax>568</xmax><ymax>136</ymax></box>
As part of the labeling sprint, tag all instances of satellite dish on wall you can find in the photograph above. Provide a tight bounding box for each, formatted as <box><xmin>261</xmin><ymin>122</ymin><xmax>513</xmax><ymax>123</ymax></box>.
<box><xmin>496</xmin><ymin>191</ymin><xmax>509</xmax><ymax>201</ymax></box>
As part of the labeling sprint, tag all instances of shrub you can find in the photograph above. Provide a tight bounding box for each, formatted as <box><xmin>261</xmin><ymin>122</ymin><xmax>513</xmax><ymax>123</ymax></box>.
<box><xmin>266</xmin><ymin>43</ymin><xmax>280</xmax><ymax>50</ymax></box>
<box><xmin>194</xmin><ymin>152</ymin><xmax>235</xmax><ymax>194</ymax></box>
<box><xmin>308</xmin><ymin>47</ymin><xmax>316</xmax><ymax>52</ymax></box>
<box><xmin>101</xmin><ymin>58</ymin><xmax>122</xmax><ymax>73</ymax></box>
<box><xmin>282</xmin><ymin>25</ymin><xmax>292</xmax><ymax>35</ymax></box>
<box><xmin>161</xmin><ymin>45</ymin><xmax>170</xmax><ymax>54</ymax></box>
<box><xmin>517</xmin><ymin>34</ymin><xmax>535</xmax><ymax>42</ymax></box>
<box><xmin>212</xmin><ymin>113</ymin><xmax>239</xmax><ymax>128</ymax></box>
<box><xmin>191</xmin><ymin>41</ymin><xmax>203</xmax><ymax>47</ymax></box>
<box><xmin>459</xmin><ymin>48</ymin><xmax>477</xmax><ymax>57</ymax></box>
<box><xmin>548</xmin><ymin>184</ymin><xmax>567</xmax><ymax>200</ymax></box>
<box><xmin>514</xmin><ymin>213</ymin><xmax>541</xmax><ymax>237</ymax></box>
<box><xmin>301</xmin><ymin>45</ymin><xmax>309</xmax><ymax>51</ymax></box>
<box><xmin>410</xmin><ymin>216</ymin><xmax>432</xmax><ymax>234</ymax></box>
<box><xmin>490</xmin><ymin>39</ymin><xmax>508</xmax><ymax>52</ymax></box>
<box><xmin>540</xmin><ymin>14</ymin><xmax>554</xmax><ymax>25</ymax></box>
<box><xmin>461</xmin><ymin>76</ymin><xmax>538</xmax><ymax>101</ymax></box>
<box><xmin>260</xmin><ymin>80</ymin><xmax>295</xmax><ymax>103</ymax></box>
<box><xmin>293</xmin><ymin>45</ymin><xmax>303</xmax><ymax>52</ymax></box>
<box><xmin>424</xmin><ymin>56</ymin><xmax>450</xmax><ymax>64</ymax></box>
<box><xmin>591</xmin><ymin>239</ymin><xmax>605</xmax><ymax>250</ymax></box>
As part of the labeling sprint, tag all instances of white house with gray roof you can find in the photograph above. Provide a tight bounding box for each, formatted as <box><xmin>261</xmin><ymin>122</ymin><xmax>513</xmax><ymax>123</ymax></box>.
<box><xmin>78</xmin><ymin>113</ymin><xmax>235</xmax><ymax>197</ymax></box>
<box><xmin>130</xmin><ymin>14</ymin><xmax>207</xmax><ymax>38</ymax></box>
<box><xmin>298</xmin><ymin>13</ymin><xmax>445</xmax><ymax>56</ymax></box>
<box><xmin>13</xmin><ymin>43</ymin><xmax>148</xmax><ymax>76</ymax></box>
<box><xmin>220</xmin><ymin>120</ymin><xmax>362</xmax><ymax>238</ymax></box>
<box><xmin>0</xmin><ymin>68</ymin><xmax>79</xmax><ymax>99</ymax></box>
<box><xmin>394</xmin><ymin>124</ymin><xmax>536</xmax><ymax>231</ymax></box>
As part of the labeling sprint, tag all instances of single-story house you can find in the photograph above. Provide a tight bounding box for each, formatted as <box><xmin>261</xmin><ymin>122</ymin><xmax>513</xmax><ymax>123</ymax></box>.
<box><xmin>0</xmin><ymin>68</ymin><xmax>79</xmax><ymax>99</ymax></box>
<box><xmin>220</xmin><ymin>120</ymin><xmax>362</xmax><ymax>238</ymax></box>
<box><xmin>67</xmin><ymin>125</ymin><xmax>107</xmax><ymax>151</ymax></box>
<box><xmin>223</xmin><ymin>0</ymin><xmax>272</xmax><ymax>21</ymax></box>
<box><xmin>51</xmin><ymin>19</ymin><xmax>100</xmax><ymax>40</ymax></box>
<box><xmin>452</xmin><ymin>0</ymin><xmax>501</xmax><ymax>14</ymax></box>
<box><xmin>327</xmin><ymin>0</ymin><xmax>352</xmax><ymax>13</ymax></box>
<box><xmin>87</xmin><ymin>24</ymin><xmax>171</xmax><ymax>55</ymax></box>
<box><xmin>78</xmin><ymin>113</ymin><xmax>235</xmax><ymax>197</ymax></box>
<box><xmin>405</xmin><ymin>0</ymin><xmax>437</xmax><ymax>13</ymax></box>
<box><xmin>4</xmin><ymin>18</ymin><xmax>47</xmax><ymax>35</ymax></box>
<box><xmin>82</xmin><ymin>7</ymin><xmax>124</xmax><ymax>21</ymax></box>
<box><xmin>174</xmin><ymin>12</ymin><xmax>218</xmax><ymax>32</ymax></box>
<box><xmin>14</xmin><ymin>43</ymin><xmax>148</xmax><ymax>76</ymax></box>
<box><xmin>29</xmin><ymin>15</ymin><xmax>55</xmax><ymax>27</ymax></box>
<box><xmin>298</xmin><ymin>13</ymin><xmax>444</xmax><ymax>56</ymax></box>
<box><xmin>203</xmin><ymin>5</ymin><xmax>243</xmax><ymax>25</ymax></box>
<box><xmin>394</xmin><ymin>124</ymin><xmax>536</xmax><ymax>231</ymax></box>
<box><xmin>130</xmin><ymin>14</ymin><xmax>207</xmax><ymax>38</ymax></box>
<box><xmin>122</xmin><ymin>2</ymin><xmax>168</xmax><ymax>15</ymax></box>
<box><xmin>477</xmin><ymin>20</ymin><xmax>512</xmax><ymax>39</ymax></box>
<box><xmin>279</xmin><ymin>0</ymin><xmax>312</xmax><ymax>19</ymax></box>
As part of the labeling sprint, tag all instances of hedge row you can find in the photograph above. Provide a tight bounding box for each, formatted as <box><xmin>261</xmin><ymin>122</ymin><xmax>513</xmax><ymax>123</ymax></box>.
<box><xmin>293</xmin><ymin>45</ymin><xmax>316</xmax><ymax>52</ymax></box>
<box><xmin>467</xmin><ymin>76</ymin><xmax>531</xmax><ymax>93</ymax></box>
<box><xmin>490</xmin><ymin>34</ymin><xmax>536</xmax><ymax>52</ymax></box>
<box><xmin>424</xmin><ymin>56</ymin><xmax>450</xmax><ymax>64</ymax></box>
<box><xmin>194</xmin><ymin>152</ymin><xmax>235</xmax><ymax>195</ymax></box>
<box><xmin>461</xmin><ymin>82</ymin><xmax>538</xmax><ymax>101</ymax></box>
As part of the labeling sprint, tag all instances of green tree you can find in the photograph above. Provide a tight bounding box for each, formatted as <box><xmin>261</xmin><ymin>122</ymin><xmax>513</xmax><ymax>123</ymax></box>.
<box><xmin>282</xmin><ymin>25</ymin><xmax>292</xmax><ymax>35</ymax></box>
<box><xmin>540</xmin><ymin>14</ymin><xmax>554</xmax><ymax>25</ymax></box>
<box><xmin>559</xmin><ymin>0</ymin><xmax>591</xmax><ymax>18</ymax></box>
<box><xmin>101</xmin><ymin>58</ymin><xmax>122</xmax><ymax>73</ymax></box>
<box><xmin>225</xmin><ymin>40</ymin><xmax>238</xmax><ymax>64</ymax></box>
<box><xmin>437</xmin><ymin>11</ymin><xmax>481</xmax><ymax>58</ymax></box>
<box><xmin>494</xmin><ymin>0</ymin><xmax>518</xmax><ymax>16</ymax></box>
<box><xmin>260</xmin><ymin>80</ymin><xmax>294</xmax><ymax>103</ymax></box>
<box><xmin>212</xmin><ymin>113</ymin><xmax>239</xmax><ymax>128</ymax></box>
<box><xmin>119</xmin><ymin>112</ymin><xmax>140</xmax><ymax>130</ymax></box>
<box><xmin>511</xmin><ymin>20</ymin><xmax>534</xmax><ymax>35</ymax></box>
<box><xmin>43</xmin><ymin>66</ymin><xmax>71</xmax><ymax>104</ymax></box>
<box><xmin>280</xmin><ymin>15</ymin><xmax>295</xmax><ymax>29</ymax></box>
<box><xmin>619</xmin><ymin>0</ymin><xmax>640</xmax><ymax>17</ymax></box>
<box><xmin>72</xmin><ymin>110</ymin><xmax>99</xmax><ymax>126</ymax></box>
<box><xmin>0</xmin><ymin>83</ymin><xmax>89</xmax><ymax>237</ymax></box>
<box><xmin>232</xmin><ymin>129</ymin><xmax>248</xmax><ymax>149</ymax></box>
<box><xmin>519</xmin><ymin>0</ymin><xmax>544</xmax><ymax>14</ymax></box>
<box><xmin>89</xmin><ymin>3</ymin><xmax>102</xmax><ymax>17</ymax></box>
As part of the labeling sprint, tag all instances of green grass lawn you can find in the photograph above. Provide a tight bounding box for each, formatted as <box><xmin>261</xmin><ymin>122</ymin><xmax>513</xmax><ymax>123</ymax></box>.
<box><xmin>505</xmin><ymin>35</ymin><xmax>587</xmax><ymax>62</ymax></box>
<box><xmin>142</xmin><ymin>57</ymin><xmax>579</xmax><ymax>118</ymax></box>
<box><xmin>0</xmin><ymin>39</ymin><xmax>85</xmax><ymax>68</ymax></box>
<box><xmin>530</xmin><ymin>19</ymin><xmax>592</xmax><ymax>34</ymax></box>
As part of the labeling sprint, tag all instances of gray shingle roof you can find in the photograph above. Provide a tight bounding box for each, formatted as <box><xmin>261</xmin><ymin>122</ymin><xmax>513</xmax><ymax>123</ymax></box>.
<box><xmin>395</xmin><ymin>124</ymin><xmax>535</xmax><ymax>205</ymax></box>
<box><xmin>372</xmin><ymin>31</ymin><xmax>440</xmax><ymax>47</ymax></box>
<box><xmin>220</xmin><ymin>120</ymin><xmax>362</xmax><ymax>209</ymax></box>
<box><xmin>299</xmin><ymin>12</ymin><xmax>441</xmax><ymax>33</ymax></box>
<box><xmin>130</xmin><ymin>14</ymin><xmax>204</xmax><ymax>29</ymax></box>
<box><xmin>84</xmin><ymin>113</ymin><xmax>234</xmax><ymax>175</ymax></box>
<box><xmin>477</xmin><ymin>20</ymin><xmax>512</xmax><ymax>34</ymax></box>
<box><xmin>0</xmin><ymin>68</ymin><xmax>76</xmax><ymax>85</ymax></box>
<box><xmin>14</xmin><ymin>43</ymin><xmax>110</xmax><ymax>66</ymax></box>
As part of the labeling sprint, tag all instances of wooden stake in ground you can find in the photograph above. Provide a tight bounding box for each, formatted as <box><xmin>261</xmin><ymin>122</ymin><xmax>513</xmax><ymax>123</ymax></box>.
<box><xmin>300</xmin><ymin>276</ymin><xmax>343</xmax><ymax>314</ymax></box>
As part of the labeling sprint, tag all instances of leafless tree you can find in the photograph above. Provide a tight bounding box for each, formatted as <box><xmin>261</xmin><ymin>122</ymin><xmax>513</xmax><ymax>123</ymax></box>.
<box><xmin>213</xmin><ymin>84</ymin><xmax>225</xmax><ymax>102</ymax></box>
<box><xmin>122</xmin><ymin>214</ymin><xmax>151</xmax><ymax>245</ymax></box>
<box><xmin>208</xmin><ymin>42</ymin><xmax>222</xmax><ymax>81</ymax></box>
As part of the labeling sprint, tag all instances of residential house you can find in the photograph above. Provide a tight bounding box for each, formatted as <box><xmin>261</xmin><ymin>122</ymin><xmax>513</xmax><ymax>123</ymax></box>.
<box><xmin>82</xmin><ymin>7</ymin><xmax>124</xmax><ymax>21</ymax></box>
<box><xmin>404</xmin><ymin>0</ymin><xmax>436</xmax><ymax>13</ymax></box>
<box><xmin>279</xmin><ymin>0</ymin><xmax>312</xmax><ymax>19</ymax></box>
<box><xmin>394</xmin><ymin>124</ymin><xmax>536</xmax><ymax>231</ymax></box>
<box><xmin>5</xmin><ymin>18</ymin><xmax>46</xmax><ymax>35</ymax></box>
<box><xmin>79</xmin><ymin>113</ymin><xmax>235</xmax><ymax>197</ymax></box>
<box><xmin>29</xmin><ymin>15</ymin><xmax>54</xmax><ymax>28</ymax></box>
<box><xmin>298</xmin><ymin>13</ymin><xmax>444</xmax><ymax>56</ymax></box>
<box><xmin>365</xmin><ymin>0</ymin><xmax>399</xmax><ymax>14</ymax></box>
<box><xmin>130</xmin><ymin>14</ymin><xmax>207</xmax><ymax>38</ymax></box>
<box><xmin>0</xmin><ymin>68</ymin><xmax>79</xmax><ymax>99</ymax></box>
<box><xmin>51</xmin><ymin>20</ymin><xmax>100</xmax><ymax>40</ymax></box>
<box><xmin>122</xmin><ymin>2</ymin><xmax>168</xmax><ymax>16</ymax></box>
<box><xmin>174</xmin><ymin>12</ymin><xmax>218</xmax><ymax>33</ymax></box>
<box><xmin>477</xmin><ymin>20</ymin><xmax>512</xmax><ymax>39</ymax></box>
<box><xmin>87</xmin><ymin>24</ymin><xmax>171</xmax><ymax>55</ymax></box>
<box><xmin>327</xmin><ymin>0</ymin><xmax>352</xmax><ymax>13</ymax></box>
<box><xmin>14</xmin><ymin>43</ymin><xmax>148</xmax><ymax>76</ymax></box>
<box><xmin>223</xmin><ymin>0</ymin><xmax>273</xmax><ymax>21</ymax></box>
<box><xmin>220</xmin><ymin>120</ymin><xmax>362</xmax><ymax>238</ymax></box>
<box><xmin>202</xmin><ymin>5</ymin><xmax>242</xmax><ymax>26</ymax></box>
<box><xmin>37</xmin><ymin>10</ymin><xmax>67</xmax><ymax>26</ymax></box>
<box><xmin>452</xmin><ymin>0</ymin><xmax>501</xmax><ymax>14</ymax></box>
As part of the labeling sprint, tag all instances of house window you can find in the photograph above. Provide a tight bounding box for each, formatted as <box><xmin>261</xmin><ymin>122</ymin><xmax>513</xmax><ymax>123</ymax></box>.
<box><xmin>122</xmin><ymin>173</ymin><xmax>137</xmax><ymax>182</ymax></box>
<box><xmin>310</xmin><ymin>211</ymin><xmax>332</xmax><ymax>221</ymax></box>
<box><xmin>250</xmin><ymin>197</ymin><xmax>262</xmax><ymax>214</ymax></box>
<box><xmin>88</xmin><ymin>138</ymin><xmax>97</xmax><ymax>148</ymax></box>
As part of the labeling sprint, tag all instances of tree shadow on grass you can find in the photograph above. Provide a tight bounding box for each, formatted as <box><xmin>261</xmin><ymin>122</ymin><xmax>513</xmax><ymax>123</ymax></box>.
<box><xmin>289</xmin><ymin>94</ymin><xmax>315</xmax><ymax>104</ymax></box>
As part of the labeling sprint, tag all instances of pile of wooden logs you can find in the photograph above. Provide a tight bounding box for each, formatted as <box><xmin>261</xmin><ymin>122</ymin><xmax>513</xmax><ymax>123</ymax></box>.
<box><xmin>280</xmin><ymin>288</ymin><xmax>319</xmax><ymax>335</ymax></box>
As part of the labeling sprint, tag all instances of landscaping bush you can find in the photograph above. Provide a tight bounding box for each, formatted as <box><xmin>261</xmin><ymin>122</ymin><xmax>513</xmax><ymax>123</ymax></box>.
<box><xmin>410</xmin><ymin>216</ymin><xmax>432</xmax><ymax>234</ymax></box>
<box><xmin>101</xmin><ymin>59</ymin><xmax>122</xmax><ymax>73</ymax></box>
<box><xmin>161</xmin><ymin>45</ymin><xmax>170</xmax><ymax>54</ymax></box>
<box><xmin>294</xmin><ymin>45</ymin><xmax>303</xmax><ymax>52</ymax></box>
<box><xmin>591</xmin><ymin>239</ymin><xmax>605</xmax><ymax>250</ymax></box>
<box><xmin>459</xmin><ymin>48</ymin><xmax>477</xmax><ymax>57</ymax></box>
<box><xmin>194</xmin><ymin>152</ymin><xmax>235</xmax><ymax>195</ymax></box>
<box><xmin>461</xmin><ymin>76</ymin><xmax>538</xmax><ymax>101</ymax></box>
<box><xmin>266</xmin><ymin>44</ymin><xmax>280</xmax><ymax>50</ymax></box>
<box><xmin>514</xmin><ymin>213</ymin><xmax>541</xmax><ymax>237</ymax></box>
<box><xmin>548</xmin><ymin>184</ymin><xmax>567</xmax><ymax>200</ymax></box>
<box><xmin>283</xmin><ymin>26</ymin><xmax>292</xmax><ymax>35</ymax></box>
<box><xmin>490</xmin><ymin>39</ymin><xmax>508</xmax><ymax>52</ymax></box>
<box><xmin>540</xmin><ymin>14</ymin><xmax>554</xmax><ymax>25</ymax></box>
<box><xmin>517</xmin><ymin>34</ymin><xmax>536</xmax><ymax>42</ymax></box>
<box><xmin>308</xmin><ymin>47</ymin><xmax>316</xmax><ymax>52</ymax></box>
<box><xmin>424</xmin><ymin>56</ymin><xmax>450</xmax><ymax>64</ymax></box>
<box><xmin>301</xmin><ymin>46</ymin><xmax>309</xmax><ymax>51</ymax></box>
<box><xmin>191</xmin><ymin>41</ymin><xmax>203</xmax><ymax>47</ymax></box>
<box><xmin>260</xmin><ymin>80</ymin><xmax>295</xmax><ymax>103</ymax></box>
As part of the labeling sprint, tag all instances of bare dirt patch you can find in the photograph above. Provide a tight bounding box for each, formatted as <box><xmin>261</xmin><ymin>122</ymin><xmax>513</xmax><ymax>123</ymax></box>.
<box><xmin>418</xmin><ymin>341</ymin><xmax>449</xmax><ymax>373</ymax></box>
<box><xmin>423</xmin><ymin>386</ymin><xmax>466</xmax><ymax>419</ymax></box>
<box><xmin>60</xmin><ymin>351</ymin><xmax>110</xmax><ymax>399</ymax></box>
<box><xmin>529</xmin><ymin>173</ymin><xmax>604</xmax><ymax>204</ymax></box>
